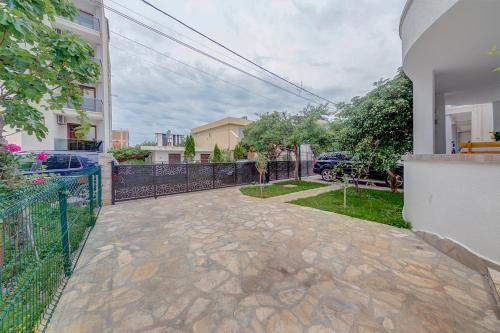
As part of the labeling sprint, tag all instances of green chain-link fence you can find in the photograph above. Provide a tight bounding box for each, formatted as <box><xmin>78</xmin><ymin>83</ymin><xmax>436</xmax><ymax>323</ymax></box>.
<box><xmin>0</xmin><ymin>167</ymin><xmax>102</xmax><ymax>332</ymax></box>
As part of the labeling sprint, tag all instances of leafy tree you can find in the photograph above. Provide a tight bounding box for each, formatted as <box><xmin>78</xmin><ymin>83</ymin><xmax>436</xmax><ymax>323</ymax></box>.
<box><xmin>334</xmin><ymin>69</ymin><xmax>412</xmax><ymax>191</ymax></box>
<box><xmin>288</xmin><ymin>104</ymin><xmax>332</xmax><ymax>179</ymax></box>
<box><xmin>241</xmin><ymin>111</ymin><xmax>293</xmax><ymax>160</ymax></box>
<box><xmin>221</xmin><ymin>149</ymin><xmax>233</xmax><ymax>162</ymax></box>
<box><xmin>183</xmin><ymin>135</ymin><xmax>195</xmax><ymax>162</ymax></box>
<box><xmin>136</xmin><ymin>140</ymin><xmax>156</xmax><ymax>147</ymax></box>
<box><xmin>0</xmin><ymin>0</ymin><xmax>101</xmax><ymax>146</ymax></box>
<box><xmin>233</xmin><ymin>142</ymin><xmax>246</xmax><ymax>160</ymax></box>
<box><xmin>211</xmin><ymin>144</ymin><xmax>223</xmax><ymax>162</ymax></box>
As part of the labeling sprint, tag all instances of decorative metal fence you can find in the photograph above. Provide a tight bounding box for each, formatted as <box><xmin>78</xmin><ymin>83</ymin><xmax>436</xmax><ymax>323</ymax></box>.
<box><xmin>0</xmin><ymin>167</ymin><xmax>102</xmax><ymax>332</ymax></box>
<box><xmin>112</xmin><ymin>160</ymin><xmax>315</xmax><ymax>203</ymax></box>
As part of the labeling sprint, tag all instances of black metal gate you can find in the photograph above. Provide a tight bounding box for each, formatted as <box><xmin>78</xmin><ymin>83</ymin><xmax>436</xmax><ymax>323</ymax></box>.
<box><xmin>112</xmin><ymin>160</ymin><xmax>314</xmax><ymax>203</ymax></box>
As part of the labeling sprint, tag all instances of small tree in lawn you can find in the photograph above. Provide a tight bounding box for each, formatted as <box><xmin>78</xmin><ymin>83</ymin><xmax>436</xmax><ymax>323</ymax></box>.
<box><xmin>211</xmin><ymin>144</ymin><xmax>223</xmax><ymax>162</ymax></box>
<box><xmin>233</xmin><ymin>143</ymin><xmax>246</xmax><ymax>160</ymax></box>
<box><xmin>255</xmin><ymin>154</ymin><xmax>268</xmax><ymax>198</ymax></box>
<box><xmin>183</xmin><ymin>135</ymin><xmax>195</xmax><ymax>162</ymax></box>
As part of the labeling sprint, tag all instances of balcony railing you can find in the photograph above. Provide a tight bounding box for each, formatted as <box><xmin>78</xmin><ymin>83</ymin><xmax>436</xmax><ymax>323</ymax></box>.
<box><xmin>73</xmin><ymin>13</ymin><xmax>100</xmax><ymax>31</ymax></box>
<box><xmin>66</xmin><ymin>97</ymin><xmax>103</xmax><ymax>113</ymax></box>
<box><xmin>54</xmin><ymin>138</ymin><xmax>103</xmax><ymax>152</ymax></box>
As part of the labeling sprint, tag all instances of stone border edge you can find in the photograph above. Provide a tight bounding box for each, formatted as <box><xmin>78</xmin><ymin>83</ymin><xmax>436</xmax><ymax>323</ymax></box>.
<box><xmin>414</xmin><ymin>230</ymin><xmax>500</xmax><ymax>318</ymax></box>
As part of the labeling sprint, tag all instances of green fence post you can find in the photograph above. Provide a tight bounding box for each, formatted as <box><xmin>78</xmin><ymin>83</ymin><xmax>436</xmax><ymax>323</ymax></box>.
<box><xmin>97</xmin><ymin>167</ymin><xmax>102</xmax><ymax>208</ymax></box>
<box><xmin>88</xmin><ymin>171</ymin><xmax>95</xmax><ymax>226</ymax></box>
<box><xmin>58</xmin><ymin>185</ymin><xmax>71</xmax><ymax>276</ymax></box>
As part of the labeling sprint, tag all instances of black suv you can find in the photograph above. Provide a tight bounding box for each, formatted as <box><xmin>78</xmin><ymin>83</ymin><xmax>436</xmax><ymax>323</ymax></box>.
<box><xmin>312</xmin><ymin>152</ymin><xmax>404</xmax><ymax>187</ymax></box>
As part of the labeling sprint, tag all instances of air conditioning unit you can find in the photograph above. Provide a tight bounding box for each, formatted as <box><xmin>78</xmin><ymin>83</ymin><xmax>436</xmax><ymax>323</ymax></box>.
<box><xmin>55</xmin><ymin>28</ymin><xmax>63</xmax><ymax>34</ymax></box>
<box><xmin>56</xmin><ymin>115</ymin><xmax>66</xmax><ymax>125</ymax></box>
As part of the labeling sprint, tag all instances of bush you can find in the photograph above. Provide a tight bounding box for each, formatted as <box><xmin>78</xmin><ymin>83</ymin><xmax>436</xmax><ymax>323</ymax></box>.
<box><xmin>109</xmin><ymin>147</ymin><xmax>150</xmax><ymax>162</ymax></box>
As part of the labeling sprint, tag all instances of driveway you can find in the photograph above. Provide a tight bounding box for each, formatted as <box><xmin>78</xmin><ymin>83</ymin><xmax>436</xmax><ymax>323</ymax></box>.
<box><xmin>48</xmin><ymin>187</ymin><xmax>500</xmax><ymax>333</ymax></box>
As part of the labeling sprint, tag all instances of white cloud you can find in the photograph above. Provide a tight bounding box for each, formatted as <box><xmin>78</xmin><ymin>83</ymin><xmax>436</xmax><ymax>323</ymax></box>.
<box><xmin>107</xmin><ymin>0</ymin><xmax>406</xmax><ymax>144</ymax></box>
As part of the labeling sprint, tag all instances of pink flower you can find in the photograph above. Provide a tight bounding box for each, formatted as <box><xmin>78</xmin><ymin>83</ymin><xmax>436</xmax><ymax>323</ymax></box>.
<box><xmin>36</xmin><ymin>152</ymin><xmax>49</xmax><ymax>161</ymax></box>
<box><xmin>32</xmin><ymin>177</ymin><xmax>47</xmax><ymax>184</ymax></box>
<box><xmin>4</xmin><ymin>144</ymin><xmax>21</xmax><ymax>153</ymax></box>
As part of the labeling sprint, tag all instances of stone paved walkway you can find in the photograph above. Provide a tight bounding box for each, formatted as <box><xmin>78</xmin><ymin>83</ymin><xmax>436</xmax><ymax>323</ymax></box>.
<box><xmin>48</xmin><ymin>187</ymin><xmax>500</xmax><ymax>333</ymax></box>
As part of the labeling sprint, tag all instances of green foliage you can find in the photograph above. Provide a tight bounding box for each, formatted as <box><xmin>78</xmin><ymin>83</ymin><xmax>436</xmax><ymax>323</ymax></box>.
<box><xmin>240</xmin><ymin>180</ymin><xmax>327</xmax><ymax>198</ymax></box>
<box><xmin>0</xmin><ymin>150</ymin><xmax>27</xmax><ymax>194</ymax></box>
<box><xmin>290</xmin><ymin>187</ymin><xmax>410</xmax><ymax>228</ymax></box>
<box><xmin>183</xmin><ymin>135</ymin><xmax>195</xmax><ymax>162</ymax></box>
<box><xmin>211</xmin><ymin>144</ymin><xmax>223</xmax><ymax>162</ymax></box>
<box><xmin>333</xmin><ymin>69</ymin><xmax>412</xmax><ymax>188</ymax></box>
<box><xmin>221</xmin><ymin>149</ymin><xmax>233</xmax><ymax>163</ymax></box>
<box><xmin>490</xmin><ymin>45</ymin><xmax>500</xmax><ymax>71</ymax></box>
<box><xmin>0</xmin><ymin>0</ymin><xmax>101</xmax><ymax>143</ymax></box>
<box><xmin>241</xmin><ymin>111</ymin><xmax>293</xmax><ymax>159</ymax></box>
<box><xmin>109</xmin><ymin>147</ymin><xmax>150</xmax><ymax>162</ymax></box>
<box><xmin>233</xmin><ymin>142</ymin><xmax>246</xmax><ymax>160</ymax></box>
<box><xmin>136</xmin><ymin>140</ymin><xmax>156</xmax><ymax>147</ymax></box>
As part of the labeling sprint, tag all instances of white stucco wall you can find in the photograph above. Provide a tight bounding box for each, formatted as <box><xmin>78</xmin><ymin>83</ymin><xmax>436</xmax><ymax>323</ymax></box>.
<box><xmin>404</xmin><ymin>156</ymin><xmax>500</xmax><ymax>265</ymax></box>
<box><xmin>400</xmin><ymin>0</ymin><xmax>458</xmax><ymax>59</ymax></box>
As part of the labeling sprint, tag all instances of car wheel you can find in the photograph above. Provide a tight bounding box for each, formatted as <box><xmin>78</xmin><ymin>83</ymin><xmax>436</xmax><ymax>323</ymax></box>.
<box><xmin>321</xmin><ymin>169</ymin><xmax>333</xmax><ymax>181</ymax></box>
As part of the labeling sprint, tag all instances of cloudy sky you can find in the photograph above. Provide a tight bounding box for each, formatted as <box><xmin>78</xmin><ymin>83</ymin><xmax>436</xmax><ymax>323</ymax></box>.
<box><xmin>107</xmin><ymin>0</ymin><xmax>407</xmax><ymax>145</ymax></box>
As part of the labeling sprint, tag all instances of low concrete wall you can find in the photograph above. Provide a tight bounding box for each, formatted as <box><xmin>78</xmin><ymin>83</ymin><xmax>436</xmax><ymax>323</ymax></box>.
<box><xmin>404</xmin><ymin>154</ymin><xmax>500</xmax><ymax>269</ymax></box>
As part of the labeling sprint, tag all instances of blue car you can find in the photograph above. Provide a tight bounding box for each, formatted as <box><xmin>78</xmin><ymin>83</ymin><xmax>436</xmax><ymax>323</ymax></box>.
<box><xmin>19</xmin><ymin>152</ymin><xmax>98</xmax><ymax>176</ymax></box>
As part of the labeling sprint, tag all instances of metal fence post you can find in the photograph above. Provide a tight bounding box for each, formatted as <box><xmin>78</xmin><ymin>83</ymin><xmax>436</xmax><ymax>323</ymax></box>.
<box><xmin>212</xmin><ymin>163</ymin><xmax>215</xmax><ymax>189</ymax></box>
<box><xmin>234</xmin><ymin>163</ymin><xmax>237</xmax><ymax>185</ymax></box>
<box><xmin>111</xmin><ymin>161</ymin><xmax>116</xmax><ymax>205</ymax></box>
<box><xmin>153</xmin><ymin>164</ymin><xmax>158</xmax><ymax>199</ymax></box>
<box><xmin>58</xmin><ymin>185</ymin><xmax>71</xmax><ymax>276</ymax></box>
<box><xmin>97</xmin><ymin>167</ymin><xmax>102</xmax><ymax>207</ymax></box>
<box><xmin>186</xmin><ymin>164</ymin><xmax>189</xmax><ymax>192</ymax></box>
<box><xmin>88</xmin><ymin>172</ymin><xmax>95</xmax><ymax>226</ymax></box>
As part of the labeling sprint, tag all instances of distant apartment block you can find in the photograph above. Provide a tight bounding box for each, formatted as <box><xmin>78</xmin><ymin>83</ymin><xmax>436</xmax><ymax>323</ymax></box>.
<box><xmin>191</xmin><ymin>117</ymin><xmax>252</xmax><ymax>150</ymax></box>
<box><xmin>155</xmin><ymin>130</ymin><xmax>185</xmax><ymax>147</ymax></box>
<box><xmin>112</xmin><ymin>130</ymin><xmax>129</xmax><ymax>149</ymax></box>
<box><xmin>7</xmin><ymin>0</ymin><xmax>112</xmax><ymax>153</ymax></box>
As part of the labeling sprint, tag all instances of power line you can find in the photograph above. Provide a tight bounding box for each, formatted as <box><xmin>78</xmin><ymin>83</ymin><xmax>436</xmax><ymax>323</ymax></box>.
<box><xmin>106</xmin><ymin>0</ymin><xmax>284</xmax><ymax>87</ymax></box>
<box><xmin>99</xmin><ymin>2</ymin><xmax>327</xmax><ymax>107</ymax></box>
<box><xmin>110</xmin><ymin>31</ymin><xmax>295</xmax><ymax>108</ymax></box>
<box><xmin>140</xmin><ymin>0</ymin><xmax>335</xmax><ymax>105</ymax></box>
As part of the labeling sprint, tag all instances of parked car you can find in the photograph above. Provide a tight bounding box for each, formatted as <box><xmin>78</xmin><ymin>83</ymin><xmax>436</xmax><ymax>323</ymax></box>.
<box><xmin>312</xmin><ymin>152</ymin><xmax>404</xmax><ymax>187</ymax></box>
<box><xmin>19</xmin><ymin>152</ymin><xmax>98</xmax><ymax>176</ymax></box>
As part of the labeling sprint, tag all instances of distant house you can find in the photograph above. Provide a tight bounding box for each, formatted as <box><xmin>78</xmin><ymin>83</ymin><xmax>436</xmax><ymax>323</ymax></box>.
<box><xmin>191</xmin><ymin>117</ymin><xmax>252</xmax><ymax>150</ymax></box>
<box><xmin>141</xmin><ymin>130</ymin><xmax>211</xmax><ymax>163</ymax></box>
<box><xmin>112</xmin><ymin>130</ymin><xmax>129</xmax><ymax>149</ymax></box>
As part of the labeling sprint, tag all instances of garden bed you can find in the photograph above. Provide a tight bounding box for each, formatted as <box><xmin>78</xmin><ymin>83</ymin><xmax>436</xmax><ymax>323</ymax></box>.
<box><xmin>288</xmin><ymin>187</ymin><xmax>409</xmax><ymax>228</ymax></box>
<box><xmin>240</xmin><ymin>180</ymin><xmax>327</xmax><ymax>198</ymax></box>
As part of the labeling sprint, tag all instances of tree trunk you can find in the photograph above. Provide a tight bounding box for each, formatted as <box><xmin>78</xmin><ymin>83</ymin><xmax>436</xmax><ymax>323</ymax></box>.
<box><xmin>388</xmin><ymin>169</ymin><xmax>398</xmax><ymax>193</ymax></box>
<box><xmin>293</xmin><ymin>145</ymin><xmax>299</xmax><ymax>181</ymax></box>
<box><xmin>0</xmin><ymin>114</ymin><xmax>7</xmax><ymax>147</ymax></box>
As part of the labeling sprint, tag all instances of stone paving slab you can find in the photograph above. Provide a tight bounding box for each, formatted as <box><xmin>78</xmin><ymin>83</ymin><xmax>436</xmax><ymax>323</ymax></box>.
<box><xmin>48</xmin><ymin>187</ymin><xmax>500</xmax><ymax>333</ymax></box>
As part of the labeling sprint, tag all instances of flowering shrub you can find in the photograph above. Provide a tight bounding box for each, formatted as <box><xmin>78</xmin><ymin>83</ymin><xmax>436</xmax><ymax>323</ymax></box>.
<box><xmin>36</xmin><ymin>152</ymin><xmax>48</xmax><ymax>161</ymax></box>
<box><xmin>5</xmin><ymin>144</ymin><xmax>21</xmax><ymax>153</ymax></box>
<box><xmin>32</xmin><ymin>177</ymin><xmax>47</xmax><ymax>184</ymax></box>
<box><xmin>0</xmin><ymin>144</ymin><xmax>27</xmax><ymax>194</ymax></box>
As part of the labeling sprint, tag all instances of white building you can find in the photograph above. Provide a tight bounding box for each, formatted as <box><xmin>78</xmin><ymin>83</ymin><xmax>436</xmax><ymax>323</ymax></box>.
<box><xmin>400</xmin><ymin>0</ymin><xmax>500</xmax><ymax>270</ymax></box>
<box><xmin>7</xmin><ymin>0</ymin><xmax>112</xmax><ymax>153</ymax></box>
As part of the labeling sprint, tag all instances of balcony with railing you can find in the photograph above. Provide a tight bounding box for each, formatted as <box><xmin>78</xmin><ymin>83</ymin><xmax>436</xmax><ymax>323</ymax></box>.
<box><xmin>54</xmin><ymin>138</ymin><xmax>103</xmax><ymax>152</ymax></box>
<box><xmin>57</xmin><ymin>12</ymin><xmax>100</xmax><ymax>32</ymax></box>
<box><xmin>73</xmin><ymin>12</ymin><xmax>100</xmax><ymax>31</ymax></box>
<box><xmin>66</xmin><ymin>97</ymin><xmax>103</xmax><ymax>113</ymax></box>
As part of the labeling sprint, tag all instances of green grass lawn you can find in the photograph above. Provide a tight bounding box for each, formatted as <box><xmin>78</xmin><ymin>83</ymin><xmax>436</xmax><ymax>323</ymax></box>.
<box><xmin>240</xmin><ymin>180</ymin><xmax>328</xmax><ymax>198</ymax></box>
<box><xmin>289</xmin><ymin>187</ymin><xmax>409</xmax><ymax>228</ymax></box>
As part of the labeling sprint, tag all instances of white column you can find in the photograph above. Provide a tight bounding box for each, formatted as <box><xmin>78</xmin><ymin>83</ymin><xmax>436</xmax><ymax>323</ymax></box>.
<box><xmin>445</xmin><ymin>115</ymin><xmax>453</xmax><ymax>154</ymax></box>
<box><xmin>434</xmin><ymin>93</ymin><xmax>446</xmax><ymax>153</ymax></box>
<box><xmin>412</xmin><ymin>71</ymin><xmax>435</xmax><ymax>154</ymax></box>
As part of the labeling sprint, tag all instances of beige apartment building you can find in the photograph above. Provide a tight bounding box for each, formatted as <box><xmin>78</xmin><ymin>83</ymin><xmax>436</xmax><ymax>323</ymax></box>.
<box><xmin>191</xmin><ymin>117</ymin><xmax>252</xmax><ymax>150</ymax></box>
<box><xmin>112</xmin><ymin>130</ymin><xmax>129</xmax><ymax>149</ymax></box>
